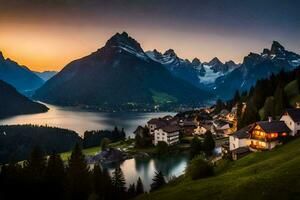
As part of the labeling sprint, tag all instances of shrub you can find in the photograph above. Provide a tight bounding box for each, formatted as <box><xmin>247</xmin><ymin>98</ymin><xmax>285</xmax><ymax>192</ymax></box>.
<box><xmin>186</xmin><ymin>155</ymin><xmax>214</xmax><ymax>180</ymax></box>
<box><xmin>155</xmin><ymin>141</ymin><xmax>169</xmax><ymax>154</ymax></box>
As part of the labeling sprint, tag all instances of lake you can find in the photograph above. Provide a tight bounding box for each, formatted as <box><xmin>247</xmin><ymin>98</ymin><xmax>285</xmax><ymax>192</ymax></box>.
<box><xmin>0</xmin><ymin>102</ymin><xmax>187</xmax><ymax>190</ymax></box>
<box><xmin>105</xmin><ymin>154</ymin><xmax>189</xmax><ymax>191</ymax></box>
<box><xmin>0</xmin><ymin>102</ymin><xmax>175</xmax><ymax>137</ymax></box>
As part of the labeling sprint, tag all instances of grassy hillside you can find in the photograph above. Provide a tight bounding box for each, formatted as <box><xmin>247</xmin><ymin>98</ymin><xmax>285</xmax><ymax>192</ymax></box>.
<box><xmin>138</xmin><ymin>138</ymin><xmax>300</xmax><ymax>200</ymax></box>
<box><xmin>285</xmin><ymin>80</ymin><xmax>300</xmax><ymax>107</ymax></box>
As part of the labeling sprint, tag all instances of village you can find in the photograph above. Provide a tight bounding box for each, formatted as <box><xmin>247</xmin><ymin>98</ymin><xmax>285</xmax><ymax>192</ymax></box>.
<box><xmin>135</xmin><ymin>104</ymin><xmax>300</xmax><ymax>161</ymax></box>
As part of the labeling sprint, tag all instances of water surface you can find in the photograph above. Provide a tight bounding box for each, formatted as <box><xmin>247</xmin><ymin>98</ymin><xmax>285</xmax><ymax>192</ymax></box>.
<box><xmin>0</xmin><ymin>103</ymin><xmax>175</xmax><ymax>137</ymax></box>
<box><xmin>106</xmin><ymin>154</ymin><xmax>189</xmax><ymax>191</ymax></box>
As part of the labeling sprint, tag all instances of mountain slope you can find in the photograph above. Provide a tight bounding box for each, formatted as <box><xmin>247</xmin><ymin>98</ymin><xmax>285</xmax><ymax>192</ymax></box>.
<box><xmin>0</xmin><ymin>52</ymin><xmax>44</xmax><ymax>93</ymax></box>
<box><xmin>146</xmin><ymin>50</ymin><xmax>239</xmax><ymax>89</ymax></box>
<box><xmin>215</xmin><ymin>41</ymin><xmax>300</xmax><ymax>99</ymax></box>
<box><xmin>0</xmin><ymin>80</ymin><xmax>48</xmax><ymax>117</ymax></box>
<box><xmin>34</xmin><ymin>32</ymin><xmax>211</xmax><ymax>111</ymax></box>
<box><xmin>34</xmin><ymin>70</ymin><xmax>57</xmax><ymax>81</ymax></box>
<box><xmin>138</xmin><ymin>138</ymin><xmax>300</xmax><ymax>200</ymax></box>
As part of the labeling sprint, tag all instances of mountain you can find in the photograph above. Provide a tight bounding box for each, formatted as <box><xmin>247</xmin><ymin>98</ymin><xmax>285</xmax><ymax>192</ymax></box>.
<box><xmin>146</xmin><ymin>50</ymin><xmax>239</xmax><ymax>89</ymax></box>
<box><xmin>215</xmin><ymin>41</ymin><xmax>300</xmax><ymax>99</ymax></box>
<box><xmin>34</xmin><ymin>70</ymin><xmax>57</xmax><ymax>81</ymax></box>
<box><xmin>0</xmin><ymin>80</ymin><xmax>48</xmax><ymax>117</ymax></box>
<box><xmin>146</xmin><ymin>49</ymin><xmax>203</xmax><ymax>89</ymax></box>
<box><xmin>34</xmin><ymin>32</ymin><xmax>211</xmax><ymax>111</ymax></box>
<box><xmin>0</xmin><ymin>52</ymin><xmax>44</xmax><ymax>93</ymax></box>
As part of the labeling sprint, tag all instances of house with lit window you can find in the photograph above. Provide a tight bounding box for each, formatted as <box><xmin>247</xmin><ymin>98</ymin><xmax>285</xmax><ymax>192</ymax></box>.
<box><xmin>154</xmin><ymin>125</ymin><xmax>180</xmax><ymax>146</ymax></box>
<box><xmin>229</xmin><ymin>124</ymin><xmax>254</xmax><ymax>151</ymax></box>
<box><xmin>249</xmin><ymin>120</ymin><xmax>290</xmax><ymax>151</ymax></box>
<box><xmin>280</xmin><ymin>108</ymin><xmax>300</xmax><ymax>136</ymax></box>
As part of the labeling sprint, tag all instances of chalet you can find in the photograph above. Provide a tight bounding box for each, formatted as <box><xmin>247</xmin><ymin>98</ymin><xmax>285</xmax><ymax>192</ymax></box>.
<box><xmin>249</xmin><ymin>120</ymin><xmax>290</xmax><ymax>151</ymax></box>
<box><xmin>280</xmin><ymin>108</ymin><xmax>300</xmax><ymax>136</ymax></box>
<box><xmin>147</xmin><ymin>118</ymin><xmax>167</xmax><ymax>135</ymax></box>
<box><xmin>179</xmin><ymin>120</ymin><xmax>197</xmax><ymax>135</ymax></box>
<box><xmin>212</xmin><ymin>119</ymin><xmax>233</xmax><ymax>136</ymax></box>
<box><xmin>229</xmin><ymin>124</ymin><xmax>253</xmax><ymax>151</ymax></box>
<box><xmin>154</xmin><ymin>125</ymin><xmax>180</xmax><ymax>146</ymax></box>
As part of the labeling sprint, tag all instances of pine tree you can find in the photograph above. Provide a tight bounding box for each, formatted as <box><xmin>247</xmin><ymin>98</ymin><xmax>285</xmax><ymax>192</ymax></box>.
<box><xmin>24</xmin><ymin>146</ymin><xmax>46</xmax><ymax>178</ymax></box>
<box><xmin>102</xmin><ymin>168</ymin><xmax>113</xmax><ymax>200</ymax></box>
<box><xmin>127</xmin><ymin>183</ymin><xmax>136</xmax><ymax>199</ymax></box>
<box><xmin>45</xmin><ymin>152</ymin><xmax>65</xmax><ymax>199</ymax></box>
<box><xmin>190</xmin><ymin>136</ymin><xmax>202</xmax><ymax>159</ymax></box>
<box><xmin>65</xmin><ymin>144</ymin><xmax>91</xmax><ymax>200</ymax></box>
<box><xmin>135</xmin><ymin>177</ymin><xmax>144</xmax><ymax>195</ymax></box>
<box><xmin>92</xmin><ymin>164</ymin><xmax>105</xmax><ymax>199</ymax></box>
<box><xmin>111</xmin><ymin>167</ymin><xmax>126</xmax><ymax>197</ymax></box>
<box><xmin>202</xmin><ymin>131</ymin><xmax>215</xmax><ymax>157</ymax></box>
<box><xmin>274</xmin><ymin>82</ymin><xmax>288</xmax><ymax>116</ymax></box>
<box><xmin>23</xmin><ymin>146</ymin><xmax>46</xmax><ymax>199</ymax></box>
<box><xmin>263</xmin><ymin>97</ymin><xmax>275</xmax><ymax>120</ymax></box>
<box><xmin>150</xmin><ymin>171</ymin><xmax>166</xmax><ymax>192</ymax></box>
<box><xmin>239</xmin><ymin>100</ymin><xmax>259</xmax><ymax>128</ymax></box>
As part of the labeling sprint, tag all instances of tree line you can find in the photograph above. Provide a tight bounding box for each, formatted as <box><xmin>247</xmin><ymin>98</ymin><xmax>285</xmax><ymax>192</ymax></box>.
<box><xmin>213</xmin><ymin>66</ymin><xmax>300</xmax><ymax>129</ymax></box>
<box><xmin>0</xmin><ymin>125</ymin><xmax>126</xmax><ymax>164</ymax></box>
<box><xmin>0</xmin><ymin>144</ymin><xmax>167</xmax><ymax>200</ymax></box>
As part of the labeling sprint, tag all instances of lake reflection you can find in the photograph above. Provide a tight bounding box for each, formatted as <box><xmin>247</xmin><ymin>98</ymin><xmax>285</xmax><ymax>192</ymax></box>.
<box><xmin>0</xmin><ymin>103</ymin><xmax>175</xmax><ymax>137</ymax></box>
<box><xmin>106</xmin><ymin>154</ymin><xmax>189</xmax><ymax>191</ymax></box>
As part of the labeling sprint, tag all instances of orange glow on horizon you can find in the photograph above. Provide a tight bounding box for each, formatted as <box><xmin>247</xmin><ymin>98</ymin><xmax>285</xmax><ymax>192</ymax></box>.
<box><xmin>0</xmin><ymin>21</ymin><xmax>264</xmax><ymax>72</ymax></box>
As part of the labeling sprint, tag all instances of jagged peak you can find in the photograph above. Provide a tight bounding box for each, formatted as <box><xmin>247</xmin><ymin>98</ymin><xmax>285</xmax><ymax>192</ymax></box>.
<box><xmin>153</xmin><ymin>49</ymin><xmax>162</xmax><ymax>56</ymax></box>
<box><xmin>105</xmin><ymin>31</ymin><xmax>144</xmax><ymax>52</ymax></box>
<box><xmin>225</xmin><ymin>60</ymin><xmax>236</xmax><ymax>65</ymax></box>
<box><xmin>192</xmin><ymin>58</ymin><xmax>201</xmax><ymax>66</ymax></box>
<box><xmin>209</xmin><ymin>57</ymin><xmax>223</xmax><ymax>65</ymax></box>
<box><xmin>163</xmin><ymin>49</ymin><xmax>177</xmax><ymax>57</ymax></box>
<box><xmin>0</xmin><ymin>51</ymin><xmax>4</xmax><ymax>61</ymax></box>
<box><xmin>271</xmin><ymin>41</ymin><xmax>285</xmax><ymax>54</ymax></box>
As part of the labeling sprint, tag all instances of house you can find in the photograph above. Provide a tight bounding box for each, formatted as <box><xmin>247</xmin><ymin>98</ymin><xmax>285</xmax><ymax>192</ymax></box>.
<box><xmin>147</xmin><ymin>118</ymin><xmax>167</xmax><ymax>135</ymax></box>
<box><xmin>194</xmin><ymin>125</ymin><xmax>208</xmax><ymax>136</ymax></box>
<box><xmin>154</xmin><ymin>125</ymin><xmax>180</xmax><ymax>146</ymax></box>
<box><xmin>249</xmin><ymin>120</ymin><xmax>290</xmax><ymax>151</ymax></box>
<box><xmin>180</xmin><ymin>120</ymin><xmax>197</xmax><ymax>135</ymax></box>
<box><xmin>229</xmin><ymin>124</ymin><xmax>253</xmax><ymax>151</ymax></box>
<box><xmin>280</xmin><ymin>108</ymin><xmax>300</xmax><ymax>136</ymax></box>
<box><xmin>212</xmin><ymin>119</ymin><xmax>233</xmax><ymax>136</ymax></box>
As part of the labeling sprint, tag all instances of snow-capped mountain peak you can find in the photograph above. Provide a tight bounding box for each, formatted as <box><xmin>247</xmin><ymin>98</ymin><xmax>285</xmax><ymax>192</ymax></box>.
<box><xmin>104</xmin><ymin>32</ymin><xmax>148</xmax><ymax>60</ymax></box>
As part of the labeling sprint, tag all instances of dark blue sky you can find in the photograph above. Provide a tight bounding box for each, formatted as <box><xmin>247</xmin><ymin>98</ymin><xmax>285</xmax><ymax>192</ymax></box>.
<box><xmin>0</xmin><ymin>0</ymin><xmax>299</xmax><ymax>71</ymax></box>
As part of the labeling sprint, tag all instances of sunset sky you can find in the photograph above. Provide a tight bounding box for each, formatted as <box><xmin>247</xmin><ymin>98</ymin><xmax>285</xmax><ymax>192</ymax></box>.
<box><xmin>0</xmin><ymin>0</ymin><xmax>300</xmax><ymax>72</ymax></box>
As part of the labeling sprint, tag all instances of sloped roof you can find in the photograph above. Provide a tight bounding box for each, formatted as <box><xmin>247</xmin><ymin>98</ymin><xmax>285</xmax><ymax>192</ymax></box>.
<box><xmin>213</xmin><ymin>119</ymin><xmax>229</xmax><ymax>127</ymax></box>
<box><xmin>147</xmin><ymin>118</ymin><xmax>168</xmax><ymax>128</ymax></box>
<box><xmin>233</xmin><ymin>123</ymin><xmax>254</xmax><ymax>139</ymax></box>
<box><xmin>256</xmin><ymin>121</ymin><xmax>291</xmax><ymax>133</ymax></box>
<box><xmin>285</xmin><ymin>108</ymin><xmax>300</xmax><ymax>122</ymax></box>
<box><xmin>160</xmin><ymin>125</ymin><xmax>180</xmax><ymax>133</ymax></box>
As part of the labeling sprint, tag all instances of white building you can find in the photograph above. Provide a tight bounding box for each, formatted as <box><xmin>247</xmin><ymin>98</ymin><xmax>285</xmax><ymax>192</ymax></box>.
<box><xmin>154</xmin><ymin>125</ymin><xmax>180</xmax><ymax>146</ymax></box>
<box><xmin>229</xmin><ymin>125</ymin><xmax>252</xmax><ymax>151</ymax></box>
<box><xmin>280</xmin><ymin>108</ymin><xmax>300</xmax><ymax>136</ymax></box>
<box><xmin>147</xmin><ymin>118</ymin><xmax>167</xmax><ymax>135</ymax></box>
